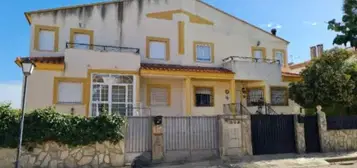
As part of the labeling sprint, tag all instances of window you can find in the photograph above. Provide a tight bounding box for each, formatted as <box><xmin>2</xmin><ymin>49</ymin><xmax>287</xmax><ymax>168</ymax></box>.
<box><xmin>251</xmin><ymin>47</ymin><xmax>266</xmax><ymax>62</ymax></box>
<box><xmin>194</xmin><ymin>42</ymin><xmax>214</xmax><ymax>62</ymax></box>
<box><xmin>146</xmin><ymin>37</ymin><xmax>170</xmax><ymax>60</ymax></box>
<box><xmin>58</xmin><ymin>82</ymin><xmax>83</xmax><ymax>104</ymax></box>
<box><xmin>34</xmin><ymin>25</ymin><xmax>59</xmax><ymax>51</ymax></box>
<box><xmin>70</xmin><ymin>28</ymin><xmax>94</xmax><ymax>49</ymax></box>
<box><xmin>194</xmin><ymin>87</ymin><xmax>214</xmax><ymax>107</ymax></box>
<box><xmin>273</xmin><ymin>49</ymin><xmax>286</xmax><ymax>66</ymax></box>
<box><xmin>147</xmin><ymin>84</ymin><xmax>171</xmax><ymax>106</ymax></box>
<box><xmin>53</xmin><ymin>77</ymin><xmax>85</xmax><ymax>105</ymax></box>
<box><xmin>270</xmin><ymin>87</ymin><xmax>288</xmax><ymax>106</ymax></box>
<box><xmin>91</xmin><ymin>74</ymin><xmax>134</xmax><ymax>116</ymax></box>
<box><xmin>247</xmin><ymin>87</ymin><xmax>264</xmax><ymax>106</ymax></box>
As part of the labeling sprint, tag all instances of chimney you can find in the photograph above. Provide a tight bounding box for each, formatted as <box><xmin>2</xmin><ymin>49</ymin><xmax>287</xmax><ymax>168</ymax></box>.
<box><xmin>310</xmin><ymin>46</ymin><xmax>317</xmax><ymax>59</ymax></box>
<box><xmin>271</xmin><ymin>28</ymin><xmax>277</xmax><ymax>36</ymax></box>
<box><xmin>316</xmin><ymin>44</ymin><xmax>324</xmax><ymax>57</ymax></box>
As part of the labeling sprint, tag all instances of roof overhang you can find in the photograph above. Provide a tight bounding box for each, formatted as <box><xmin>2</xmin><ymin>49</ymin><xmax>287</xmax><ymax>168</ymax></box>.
<box><xmin>15</xmin><ymin>57</ymin><xmax>65</xmax><ymax>71</ymax></box>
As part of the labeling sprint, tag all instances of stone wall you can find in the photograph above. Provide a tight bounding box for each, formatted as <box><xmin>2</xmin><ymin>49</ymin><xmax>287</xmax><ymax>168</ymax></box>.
<box><xmin>0</xmin><ymin>141</ymin><xmax>125</xmax><ymax>168</ymax></box>
<box><xmin>294</xmin><ymin>115</ymin><xmax>306</xmax><ymax>154</ymax></box>
<box><xmin>318</xmin><ymin>112</ymin><xmax>357</xmax><ymax>152</ymax></box>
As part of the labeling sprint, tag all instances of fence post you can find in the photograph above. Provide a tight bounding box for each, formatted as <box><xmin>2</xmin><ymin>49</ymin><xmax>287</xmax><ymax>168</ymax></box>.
<box><xmin>294</xmin><ymin>115</ymin><xmax>306</xmax><ymax>154</ymax></box>
<box><xmin>152</xmin><ymin>116</ymin><xmax>164</xmax><ymax>162</ymax></box>
<box><xmin>317</xmin><ymin>111</ymin><xmax>328</xmax><ymax>152</ymax></box>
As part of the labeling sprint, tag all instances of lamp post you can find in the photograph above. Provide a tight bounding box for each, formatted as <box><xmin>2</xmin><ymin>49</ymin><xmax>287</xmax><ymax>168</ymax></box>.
<box><xmin>15</xmin><ymin>59</ymin><xmax>35</xmax><ymax>168</ymax></box>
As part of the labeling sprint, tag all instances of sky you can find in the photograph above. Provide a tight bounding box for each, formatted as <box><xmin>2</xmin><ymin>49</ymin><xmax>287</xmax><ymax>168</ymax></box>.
<box><xmin>0</xmin><ymin>0</ymin><xmax>344</xmax><ymax>108</ymax></box>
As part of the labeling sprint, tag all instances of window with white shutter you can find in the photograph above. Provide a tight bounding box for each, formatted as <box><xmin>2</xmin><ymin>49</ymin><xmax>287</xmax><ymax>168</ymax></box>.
<box><xmin>274</xmin><ymin>50</ymin><xmax>285</xmax><ymax>66</ymax></box>
<box><xmin>252</xmin><ymin>47</ymin><xmax>266</xmax><ymax>62</ymax></box>
<box><xmin>39</xmin><ymin>30</ymin><xmax>55</xmax><ymax>51</ymax></box>
<box><xmin>57</xmin><ymin>82</ymin><xmax>83</xmax><ymax>104</ymax></box>
<box><xmin>195</xmin><ymin>42</ymin><xmax>213</xmax><ymax>62</ymax></box>
<box><xmin>149</xmin><ymin>41</ymin><xmax>166</xmax><ymax>60</ymax></box>
<box><xmin>147</xmin><ymin>84</ymin><xmax>170</xmax><ymax>106</ymax></box>
<box><xmin>74</xmin><ymin>34</ymin><xmax>90</xmax><ymax>49</ymax></box>
<box><xmin>70</xmin><ymin>28</ymin><xmax>93</xmax><ymax>49</ymax></box>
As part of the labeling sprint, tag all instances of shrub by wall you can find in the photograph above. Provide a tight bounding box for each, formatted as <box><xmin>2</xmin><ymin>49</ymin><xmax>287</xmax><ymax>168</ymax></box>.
<box><xmin>0</xmin><ymin>104</ymin><xmax>126</xmax><ymax>148</ymax></box>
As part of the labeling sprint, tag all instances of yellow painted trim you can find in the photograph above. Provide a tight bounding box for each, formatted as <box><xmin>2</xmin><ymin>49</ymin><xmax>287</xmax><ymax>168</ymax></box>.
<box><xmin>230</xmin><ymin>79</ymin><xmax>236</xmax><ymax>104</ymax></box>
<box><xmin>84</xmin><ymin>69</ymin><xmax>139</xmax><ymax>117</ymax></box>
<box><xmin>34</xmin><ymin>25</ymin><xmax>59</xmax><ymax>52</ymax></box>
<box><xmin>282</xmin><ymin>76</ymin><xmax>302</xmax><ymax>82</ymax></box>
<box><xmin>52</xmin><ymin>77</ymin><xmax>87</xmax><ymax>105</ymax></box>
<box><xmin>25</xmin><ymin>13</ymin><xmax>31</xmax><ymax>25</ymax></box>
<box><xmin>193</xmin><ymin>41</ymin><xmax>215</xmax><ymax>63</ymax></box>
<box><xmin>146</xmin><ymin>9</ymin><xmax>214</xmax><ymax>25</ymax></box>
<box><xmin>15</xmin><ymin>59</ymin><xmax>64</xmax><ymax>71</ymax></box>
<box><xmin>246</xmin><ymin>86</ymin><xmax>265</xmax><ymax>107</ymax></box>
<box><xmin>269</xmin><ymin>86</ymin><xmax>289</xmax><ymax>106</ymax></box>
<box><xmin>178</xmin><ymin>21</ymin><xmax>185</xmax><ymax>55</ymax></box>
<box><xmin>69</xmin><ymin>28</ymin><xmax>94</xmax><ymax>49</ymax></box>
<box><xmin>193</xmin><ymin>86</ymin><xmax>215</xmax><ymax>107</ymax></box>
<box><xmin>272</xmin><ymin>49</ymin><xmax>287</xmax><ymax>67</ymax></box>
<box><xmin>146</xmin><ymin>36</ymin><xmax>170</xmax><ymax>61</ymax></box>
<box><xmin>140</xmin><ymin>69</ymin><xmax>234</xmax><ymax>80</ymax></box>
<box><xmin>251</xmin><ymin>46</ymin><xmax>267</xmax><ymax>62</ymax></box>
<box><xmin>185</xmin><ymin>78</ymin><xmax>192</xmax><ymax>116</ymax></box>
<box><xmin>135</xmin><ymin>74</ymin><xmax>141</xmax><ymax>102</ymax></box>
<box><xmin>146</xmin><ymin>84</ymin><xmax>171</xmax><ymax>107</ymax></box>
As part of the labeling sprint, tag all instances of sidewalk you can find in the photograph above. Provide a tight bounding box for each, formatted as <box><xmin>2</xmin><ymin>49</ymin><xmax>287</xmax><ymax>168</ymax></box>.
<box><xmin>149</xmin><ymin>152</ymin><xmax>357</xmax><ymax>168</ymax></box>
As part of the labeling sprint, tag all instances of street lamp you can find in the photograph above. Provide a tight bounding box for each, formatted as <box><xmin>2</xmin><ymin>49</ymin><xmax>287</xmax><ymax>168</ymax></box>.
<box><xmin>15</xmin><ymin>59</ymin><xmax>35</xmax><ymax>168</ymax></box>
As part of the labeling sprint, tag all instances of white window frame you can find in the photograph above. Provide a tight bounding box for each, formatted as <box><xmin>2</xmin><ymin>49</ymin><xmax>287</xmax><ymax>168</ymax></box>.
<box><xmin>89</xmin><ymin>73</ymin><xmax>136</xmax><ymax>117</ymax></box>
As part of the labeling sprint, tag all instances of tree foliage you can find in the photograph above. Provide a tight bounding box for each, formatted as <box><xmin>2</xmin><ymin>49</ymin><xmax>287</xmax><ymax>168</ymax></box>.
<box><xmin>289</xmin><ymin>48</ymin><xmax>357</xmax><ymax>111</ymax></box>
<box><xmin>0</xmin><ymin>104</ymin><xmax>126</xmax><ymax>148</ymax></box>
<box><xmin>328</xmin><ymin>0</ymin><xmax>357</xmax><ymax>48</ymax></box>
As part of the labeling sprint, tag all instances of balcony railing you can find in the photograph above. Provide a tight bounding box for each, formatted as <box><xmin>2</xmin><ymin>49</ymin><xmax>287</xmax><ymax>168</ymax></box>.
<box><xmin>222</xmin><ymin>56</ymin><xmax>281</xmax><ymax>65</ymax></box>
<box><xmin>66</xmin><ymin>42</ymin><xmax>140</xmax><ymax>54</ymax></box>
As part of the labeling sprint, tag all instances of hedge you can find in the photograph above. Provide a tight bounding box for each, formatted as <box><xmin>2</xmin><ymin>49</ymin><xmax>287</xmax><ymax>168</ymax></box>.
<box><xmin>0</xmin><ymin>103</ymin><xmax>126</xmax><ymax>148</ymax></box>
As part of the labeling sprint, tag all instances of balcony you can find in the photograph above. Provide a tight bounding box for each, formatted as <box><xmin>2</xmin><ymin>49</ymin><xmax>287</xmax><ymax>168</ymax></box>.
<box><xmin>222</xmin><ymin>56</ymin><xmax>282</xmax><ymax>82</ymax></box>
<box><xmin>64</xmin><ymin>43</ymin><xmax>141</xmax><ymax>76</ymax></box>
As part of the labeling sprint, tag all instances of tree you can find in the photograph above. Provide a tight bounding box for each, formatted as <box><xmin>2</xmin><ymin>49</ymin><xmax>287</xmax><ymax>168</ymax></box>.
<box><xmin>289</xmin><ymin>48</ymin><xmax>357</xmax><ymax>115</ymax></box>
<box><xmin>328</xmin><ymin>0</ymin><xmax>357</xmax><ymax>48</ymax></box>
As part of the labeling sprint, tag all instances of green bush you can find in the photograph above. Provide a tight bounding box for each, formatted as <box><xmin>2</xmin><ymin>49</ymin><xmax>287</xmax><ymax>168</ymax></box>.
<box><xmin>0</xmin><ymin>103</ymin><xmax>126</xmax><ymax>148</ymax></box>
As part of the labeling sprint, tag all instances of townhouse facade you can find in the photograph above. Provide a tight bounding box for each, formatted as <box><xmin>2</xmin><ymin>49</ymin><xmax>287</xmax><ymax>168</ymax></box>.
<box><xmin>16</xmin><ymin>0</ymin><xmax>301</xmax><ymax>117</ymax></box>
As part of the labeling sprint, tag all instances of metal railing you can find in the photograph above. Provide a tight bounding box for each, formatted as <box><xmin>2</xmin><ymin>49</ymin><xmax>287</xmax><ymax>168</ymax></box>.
<box><xmin>66</xmin><ymin>42</ymin><xmax>140</xmax><ymax>54</ymax></box>
<box><xmin>222</xmin><ymin>56</ymin><xmax>281</xmax><ymax>64</ymax></box>
<box><xmin>223</xmin><ymin>103</ymin><xmax>251</xmax><ymax>115</ymax></box>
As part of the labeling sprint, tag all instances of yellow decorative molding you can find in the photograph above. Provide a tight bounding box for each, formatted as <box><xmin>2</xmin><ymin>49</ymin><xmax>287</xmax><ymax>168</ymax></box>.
<box><xmin>69</xmin><ymin>28</ymin><xmax>94</xmax><ymax>49</ymax></box>
<box><xmin>185</xmin><ymin>78</ymin><xmax>192</xmax><ymax>116</ymax></box>
<box><xmin>272</xmin><ymin>49</ymin><xmax>287</xmax><ymax>67</ymax></box>
<box><xmin>34</xmin><ymin>25</ymin><xmax>59</xmax><ymax>52</ymax></box>
<box><xmin>193</xmin><ymin>41</ymin><xmax>215</xmax><ymax>63</ymax></box>
<box><xmin>146</xmin><ymin>9</ymin><xmax>214</xmax><ymax>25</ymax></box>
<box><xmin>15</xmin><ymin>59</ymin><xmax>64</xmax><ymax>71</ymax></box>
<box><xmin>178</xmin><ymin>21</ymin><xmax>185</xmax><ymax>55</ymax></box>
<box><xmin>146</xmin><ymin>36</ymin><xmax>170</xmax><ymax>61</ymax></box>
<box><xmin>282</xmin><ymin>76</ymin><xmax>301</xmax><ymax>82</ymax></box>
<box><xmin>140</xmin><ymin>69</ymin><xmax>234</xmax><ymax>80</ymax></box>
<box><xmin>52</xmin><ymin>77</ymin><xmax>87</xmax><ymax>105</ymax></box>
<box><xmin>251</xmin><ymin>46</ymin><xmax>267</xmax><ymax>62</ymax></box>
<box><xmin>269</xmin><ymin>86</ymin><xmax>289</xmax><ymax>106</ymax></box>
<box><xmin>146</xmin><ymin>84</ymin><xmax>171</xmax><ymax>107</ymax></box>
<box><xmin>230</xmin><ymin>79</ymin><xmax>236</xmax><ymax>104</ymax></box>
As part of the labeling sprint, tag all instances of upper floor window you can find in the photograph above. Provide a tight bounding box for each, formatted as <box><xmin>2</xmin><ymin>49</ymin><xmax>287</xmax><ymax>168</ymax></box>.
<box><xmin>34</xmin><ymin>25</ymin><xmax>59</xmax><ymax>52</ymax></box>
<box><xmin>70</xmin><ymin>28</ymin><xmax>94</xmax><ymax>49</ymax></box>
<box><xmin>194</xmin><ymin>42</ymin><xmax>214</xmax><ymax>63</ymax></box>
<box><xmin>273</xmin><ymin>49</ymin><xmax>286</xmax><ymax>66</ymax></box>
<box><xmin>146</xmin><ymin>37</ymin><xmax>170</xmax><ymax>60</ymax></box>
<box><xmin>251</xmin><ymin>47</ymin><xmax>266</xmax><ymax>63</ymax></box>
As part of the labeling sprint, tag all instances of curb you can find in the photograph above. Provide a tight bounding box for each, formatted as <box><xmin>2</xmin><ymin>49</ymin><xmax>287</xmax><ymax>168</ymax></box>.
<box><xmin>325</xmin><ymin>156</ymin><xmax>357</xmax><ymax>163</ymax></box>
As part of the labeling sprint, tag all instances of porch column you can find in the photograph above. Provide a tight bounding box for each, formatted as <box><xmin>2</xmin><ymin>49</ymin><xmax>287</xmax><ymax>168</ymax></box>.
<box><xmin>230</xmin><ymin>79</ymin><xmax>236</xmax><ymax>115</ymax></box>
<box><xmin>135</xmin><ymin>74</ymin><xmax>140</xmax><ymax>103</ymax></box>
<box><xmin>185</xmin><ymin>77</ymin><xmax>192</xmax><ymax>116</ymax></box>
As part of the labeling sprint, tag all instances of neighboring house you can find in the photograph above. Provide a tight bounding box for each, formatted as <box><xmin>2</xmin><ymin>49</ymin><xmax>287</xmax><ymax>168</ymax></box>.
<box><xmin>289</xmin><ymin>44</ymin><xmax>324</xmax><ymax>74</ymax></box>
<box><xmin>15</xmin><ymin>0</ymin><xmax>301</xmax><ymax>117</ymax></box>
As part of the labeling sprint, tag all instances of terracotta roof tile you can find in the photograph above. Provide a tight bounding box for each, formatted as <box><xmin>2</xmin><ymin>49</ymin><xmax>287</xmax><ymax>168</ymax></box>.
<box><xmin>282</xmin><ymin>71</ymin><xmax>300</xmax><ymax>77</ymax></box>
<box><xmin>17</xmin><ymin>56</ymin><xmax>65</xmax><ymax>64</ymax></box>
<box><xmin>289</xmin><ymin>61</ymin><xmax>310</xmax><ymax>69</ymax></box>
<box><xmin>140</xmin><ymin>63</ymin><xmax>234</xmax><ymax>74</ymax></box>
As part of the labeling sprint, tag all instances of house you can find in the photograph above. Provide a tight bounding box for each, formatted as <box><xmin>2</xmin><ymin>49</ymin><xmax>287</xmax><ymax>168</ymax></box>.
<box><xmin>16</xmin><ymin>0</ymin><xmax>301</xmax><ymax>117</ymax></box>
<box><xmin>289</xmin><ymin>44</ymin><xmax>324</xmax><ymax>74</ymax></box>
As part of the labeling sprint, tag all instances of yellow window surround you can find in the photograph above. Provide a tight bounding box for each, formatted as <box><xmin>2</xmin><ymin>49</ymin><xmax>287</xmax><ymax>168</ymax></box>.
<box><xmin>193</xmin><ymin>41</ymin><xmax>215</xmax><ymax>63</ymax></box>
<box><xmin>146</xmin><ymin>36</ymin><xmax>170</xmax><ymax>61</ymax></box>
<box><xmin>52</xmin><ymin>77</ymin><xmax>87</xmax><ymax>105</ymax></box>
<box><xmin>246</xmin><ymin>86</ymin><xmax>265</xmax><ymax>107</ymax></box>
<box><xmin>33</xmin><ymin>25</ymin><xmax>59</xmax><ymax>52</ymax></box>
<box><xmin>272</xmin><ymin>49</ymin><xmax>287</xmax><ymax>67</ymax></box>
<box><xmin>69</xmin><ymin>28</ymin><xmax>94</xmax><ymax>49</ymax></box>
<box><xmin>251</xmin><ymin>46</ymin><xmax>267</xmax><ymax>62</ymax></box>
<box><xmin>193</xmin><ymin>86</ymin><xmax>215</xmax><ymax>107</ymax></box>
<box><xmin>270</xmin><ymin>86</ymin><xmax>289</xmax><ymax>106</ymax></box>
<box><xmin>146</xmin><ymin>84</ymin><xmax>171</xmax><ymax>107</ymax></box>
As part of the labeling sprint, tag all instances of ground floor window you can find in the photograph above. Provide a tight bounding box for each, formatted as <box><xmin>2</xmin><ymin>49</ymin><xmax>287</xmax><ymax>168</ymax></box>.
<box><xmin>90</xmin><ymin>73</ymin><xmax>135</xmax><ymax>116</ymax></box>
<box><xmin>270</xmin><ymin>87</ymin><xmax>288</xmax><ymax>106</ymax></box>
<box><xmin>247</xmin><ymin>87</ymin><xmax>264</xmax><ymax>106</ymax></box>
<box><xmin>194</xmin><ymin>87</ymin><xmax>214</xmax><ymax>107</ymax></box>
